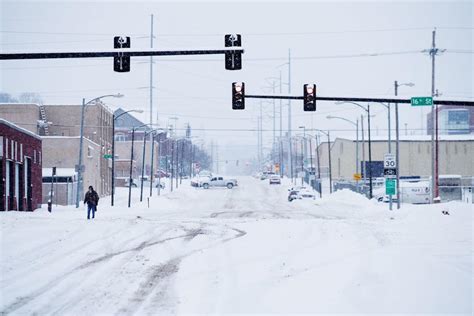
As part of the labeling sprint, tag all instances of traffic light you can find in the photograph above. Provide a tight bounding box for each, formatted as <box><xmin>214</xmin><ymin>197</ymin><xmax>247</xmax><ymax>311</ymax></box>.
<box><xmin>303</xmin><ymin>84</ymin><xmax>316</xmax><ymax>111</ymax></box>
<box><xmin>225</xmin><ymin>34</ymin><xmax>242</xmax><ymax>70</ymax></box>
<box><xmin>232</xmin><ymin>82</ymin><xmax>245</xmax><ymax>110</ymax></box>
<box><xmin>114</xmin><ymin>36</ymin><xmax>130</xmax><ymax>72</ymax></box>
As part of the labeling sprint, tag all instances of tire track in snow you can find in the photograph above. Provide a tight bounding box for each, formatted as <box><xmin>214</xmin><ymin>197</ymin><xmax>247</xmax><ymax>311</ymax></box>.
<box><xmin>0</xmin><ymin>229</ymin><xmax>203</xmax><ymax>315</ymax></box>
<box><xmin>1</xmin><ymin>223</ymin><xmax>247</xmax><ymax>315</ymax></box>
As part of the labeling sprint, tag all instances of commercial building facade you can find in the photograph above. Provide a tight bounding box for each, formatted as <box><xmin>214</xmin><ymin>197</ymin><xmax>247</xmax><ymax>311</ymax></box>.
<box><xmin>316</xmin><ymin>135</ymin><xmax>474</xmax><ymax>180</ymax></box>
<box><xmin>0</xmin><ymin>119</ymin><xmax>42</xmax><ymax>211</ymax></box>
<box><xmin>0</xmin><ymin>102</ymin><xmax>113</xmax><ymax>202</ymax></box>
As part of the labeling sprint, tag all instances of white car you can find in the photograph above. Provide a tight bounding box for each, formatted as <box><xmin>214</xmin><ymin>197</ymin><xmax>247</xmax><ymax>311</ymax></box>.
<box><xmin>200</xmin><ymin>176</ymin><xmax>238</xmax><ymax>189</ymax></box>
<box><xmin>298</xmin><ymin>189</ymin><xmax>316</xmax><ymax>199</ymax></box>
<box><xmin>269</xmin><ymin>175</ymin><xmax>281</xmax><ymax>185</ymax></box>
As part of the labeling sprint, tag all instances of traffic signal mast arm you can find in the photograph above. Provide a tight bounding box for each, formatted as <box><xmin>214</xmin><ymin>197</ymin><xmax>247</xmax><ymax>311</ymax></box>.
<box><xmin>0</xmin><ymin>48</ymin><xmax>245</xmax><ymax>60</ymax></box>
<box><xmin>244</xmin><ymin>94</ymin><xmax>474</xmax><ymax>106</ymax></box>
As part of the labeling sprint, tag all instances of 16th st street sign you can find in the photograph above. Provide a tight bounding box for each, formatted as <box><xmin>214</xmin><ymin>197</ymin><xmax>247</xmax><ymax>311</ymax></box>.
<box><xmin>411</xmin><ymin>96</ymin><xmax>433</xmax><ymax>106</ymax></box>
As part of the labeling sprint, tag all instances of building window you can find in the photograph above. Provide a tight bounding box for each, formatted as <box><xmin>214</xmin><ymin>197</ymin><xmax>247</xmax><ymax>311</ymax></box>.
<box><xmin>0</xmin><ymin>136</ymin><xmax>3</xmax><ymax>158</ymax></box>
<box><xmin>87</xmin><ymin>146</ymin><xmax>93</xmax><ymax>158</ymax></box>
<box><xmin>20</xmin><ymin>144</ymin><xmax>23</xmax><ymax>162</ymax></box>
<box><xmin>115</xmin><ymin>134</ymin><xmax>126</xmax><ymax>141</ymax></box>
<box><xmin>39</xmin><ymin>151</ymin><xmax>41</xmax><ymax>164</ymax></box>
<box><xmin>33</xmin><ymin>149</ymin><xmax>36</xmax><ymax>163</ymax></box>
<box><xmin>4</xmin><ymin>137</ymin><xmax>7</xmax><ymax>159</ymax></box>
<box><xmin>11</xmin><ymin>140</ymin><xmax>14</xmax><ymax>160</ymax></box>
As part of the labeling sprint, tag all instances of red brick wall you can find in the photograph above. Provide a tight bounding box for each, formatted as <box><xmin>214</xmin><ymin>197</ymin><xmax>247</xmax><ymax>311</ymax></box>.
<box><xmin>0</xmin><ymin>122</ymin><xmax>42</xmax><ymax>211</ymax></box>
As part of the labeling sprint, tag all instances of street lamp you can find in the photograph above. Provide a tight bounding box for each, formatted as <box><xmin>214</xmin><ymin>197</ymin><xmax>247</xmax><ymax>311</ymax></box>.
<box><xmin>335</xmin><ymin>101</ymin><xmax>373</xmax><ymax>199</ymax></box>
<box><xmin>140</xmin><ymin>128</ymin><xmax>165</xmax><ymax>203</ymax></box>
<box><xmin>128</xmin><ymin>123</ymin><xmax>151</xmax><ymax>208</ymax></box>
<box><xmin>394</xmin><ymin>81</ymin><xmax>415</xmax><ymax>208</ymax></box>
<box><xmin>313</xmin><ymin>129</ymin><xmax>332</xmax><ymax>194</ymax></box>
<box><xmin>111</xmin><ymin>109</ymin><xmax>143</xmax><ymax>206</ymax></box>
<box><xmin>326</xmin><ymin>116</ymin><xmax>359</xmax><ymax>183</ymax></box>
<box><xmin>76</xmin><ymin>93</ymin><xmax>123</xmax><ymax>208</ymax></box>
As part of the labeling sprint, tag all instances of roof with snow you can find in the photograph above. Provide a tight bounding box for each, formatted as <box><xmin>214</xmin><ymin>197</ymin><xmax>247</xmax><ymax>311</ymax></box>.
<box><xmin>43</xmin><ymin>168</ymin><xmax>76</xmax><ymax>177</ymax></box>
<box><xmin>0</xmin><ymin>118</ymin><xmax>42</xmax><ymax>140</ymax></box>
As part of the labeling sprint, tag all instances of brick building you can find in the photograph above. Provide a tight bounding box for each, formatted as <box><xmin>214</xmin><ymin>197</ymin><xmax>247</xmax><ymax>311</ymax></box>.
<box><xmin>0</xmin><ymin>119</ymin><xmax>42</xmax><ymax>211</ymax></box>
<box><xmin>0</xmin><ymin>102</ymin><xmax>113</xmax><ymax>202</ymax></box>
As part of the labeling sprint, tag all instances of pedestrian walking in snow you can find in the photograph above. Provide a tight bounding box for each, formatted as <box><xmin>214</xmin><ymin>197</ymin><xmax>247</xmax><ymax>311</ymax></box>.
<box><xmin>84</xmin><ymin>186</ymin><xmax>99</xmax><ymax>220</ymax></box>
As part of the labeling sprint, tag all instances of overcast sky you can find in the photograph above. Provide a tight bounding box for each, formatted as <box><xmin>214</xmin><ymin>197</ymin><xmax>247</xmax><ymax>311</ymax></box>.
<box><xmin>1</xmin><ymin>0</ymin><xmax>473</xmax><ymax>165</ymax></box>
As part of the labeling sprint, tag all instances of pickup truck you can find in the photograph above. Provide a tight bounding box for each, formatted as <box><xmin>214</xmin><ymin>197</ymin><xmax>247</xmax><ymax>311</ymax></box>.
<box><xmin>200</xmin><ymin>176</ymin><xmax>238</xmax><ymax>189</ymax></box>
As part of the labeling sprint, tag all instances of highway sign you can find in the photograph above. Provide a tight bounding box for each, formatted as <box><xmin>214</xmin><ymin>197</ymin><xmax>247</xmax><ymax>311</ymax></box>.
<box><xmin>411</xmin><ymin>97</ymin><xmax>433</xmax><ymax>106</ymax></box>
<box><xmin>386</xmin><ymin>178</ymin><xmax>396</xmax><ymax>195</ymax></box>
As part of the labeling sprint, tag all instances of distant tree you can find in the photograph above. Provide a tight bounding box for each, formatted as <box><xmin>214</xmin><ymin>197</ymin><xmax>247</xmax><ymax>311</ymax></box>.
<box><xmin>18</xmin><ymin>92</ymin><xmax>43</xmax><ymax>104</ymax></box>
<box><xmin>0</xmin><ymin>92</ymin><xmax>18</xmax><ymax>103</ymax></box>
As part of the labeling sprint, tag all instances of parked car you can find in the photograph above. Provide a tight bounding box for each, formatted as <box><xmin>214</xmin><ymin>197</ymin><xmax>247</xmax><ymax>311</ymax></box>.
<box><xmin>288</xmin><ymin>188</ymin><xmax>315</xmax><ymax>201</ymax></box>
<box><xmin>200</xmin><ymin>176</ymin><xmax>238</xmax><ymax>189</ymax></box>
<box><xmin>269</xmin><ymin>175</ymin><xmax>281</xmax><ymax>185</ymax></box>
<box><xmin>155</xmin><ymin>169</ymin><xmax>170</xmax><ymax>178</ymax></box>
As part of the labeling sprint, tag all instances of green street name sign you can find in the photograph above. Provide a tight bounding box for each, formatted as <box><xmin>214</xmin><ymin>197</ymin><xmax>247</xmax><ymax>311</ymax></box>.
<box><xmin>386</xmin><ymin>178</ymin><xmax>396</xmax><ymax>195</ymax></box>
<box><xmin>411</xmin><ymin>96</ymin><xmax>433</xmax><ymax>106</ymax></box>
<box><xmin>103</xmin><ymin>154</ymin><xmax>113</xmax><ymax>159</ymax></box>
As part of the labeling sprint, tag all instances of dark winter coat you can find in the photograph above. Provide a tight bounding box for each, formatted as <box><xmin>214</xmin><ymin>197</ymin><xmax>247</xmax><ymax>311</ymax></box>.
<box><xmin>84</xmin><ymin>190</ymin><xmax>100</xmax><ymax>206</ymax></box>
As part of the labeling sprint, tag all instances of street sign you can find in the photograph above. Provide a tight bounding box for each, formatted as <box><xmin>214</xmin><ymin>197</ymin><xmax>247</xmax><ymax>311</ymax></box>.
<box><xmin>383</xmin><ymin>168</ymin><xmax>397</xmax><ymax>177</ymax></box>
<box><xmin>103</xmin><ymin>154</ymin><xmax>113</xmax><ymax>159</ymax></box>
<box><xmin>384</xmin><ymin>153</ymin><xmax>397</xmax><ymax>179</ymax></box>
<box><xmin>386</xmin><ymin>178</ymin><xmax>396</xmax><ymax>195</ymax></box>
<box><xmin>384</xmin><ymin>154</ymin><xmax>396</xmax><ymax>169</ymax></box>
<box><xmin>353</xmin><ymin>173</ymin><xmax>362</xmax><ymax>181</ymax></box>
<box><xmin>411</xmin><ymin>97</ymin><xmax>433</xmax><ymax>107</ymax></box>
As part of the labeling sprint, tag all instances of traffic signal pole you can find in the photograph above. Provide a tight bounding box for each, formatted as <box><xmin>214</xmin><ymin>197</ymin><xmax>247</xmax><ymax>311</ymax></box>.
<box><xmin>245</xmin><ymin>94</ymin><xmax>474</xmax><ymax>106</ymax></box>
<box><xmin>0</xmin><ymin>48</ymin><xmax>244</xmax><ymax>60</ymax></box>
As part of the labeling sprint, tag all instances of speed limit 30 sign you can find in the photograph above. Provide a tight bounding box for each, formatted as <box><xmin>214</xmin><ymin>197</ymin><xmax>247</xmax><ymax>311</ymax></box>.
<box><xmin>384</xmin><ymin>154</ymin><xmax>397</xmax><ymax>178</ymax></box>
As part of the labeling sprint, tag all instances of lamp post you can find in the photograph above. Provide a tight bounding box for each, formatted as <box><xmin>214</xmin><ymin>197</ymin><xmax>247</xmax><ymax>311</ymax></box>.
<box><xmin>298</xmin><ymin>126</ymin><xmax>306</xmax><ymax>186</ymax></box>
<box><xmin>326</xmin><ymin>115</ymin><xmax>359</xmax><ymax>185</ymax></box>
<box><xmin>336</xmin><ymin>101</ymin><xmax>373</xmax><ymax>198</ymax></box>
<box><xmin>76</xmin><ymin>93</ymin><xmax>123</xmax><ymax>208</ymax></box>
<box><xmin>128</xmin><ymin>123</ymin><xmax>150</xmax><ymax>208</ymax></box>
<box><xmin>313</xmin><ymin>129</ymin><xmax>332</xmax><ymax>194</ymax></box>
<box><xmin>394</xmin><ymin>81</ymin><xmax>415</xmax><ymax>208</ymax></box>
<box><xmin>111</xmin><ymin>109</ymin><xmax>143</xmax><ymax>206</ymax></box>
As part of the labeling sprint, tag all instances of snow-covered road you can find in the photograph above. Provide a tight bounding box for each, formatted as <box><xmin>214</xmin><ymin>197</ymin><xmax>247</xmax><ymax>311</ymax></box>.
<box><xmin>1</xmin><ymin>177</ymin><xmax>472</xmax><ymax>315</ymax></box>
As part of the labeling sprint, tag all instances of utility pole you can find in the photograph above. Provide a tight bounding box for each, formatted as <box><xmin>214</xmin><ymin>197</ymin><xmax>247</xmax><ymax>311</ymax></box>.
<box><xmin>427</xmin><ymin>28</ymin><xmax>443</xmax><ymax>202</ymax></box>
<box><xmin>149</xmin><ymin>14</ymin><xmax>154</xmax><ymax>128</ymax></box>
<box><xmin>287</xmin><ymin>49</ymin><xmax>293</xmax><ymax>180</ymax></box>
<box><xmin>149</xmin><ymin>14</ymin><xmax>155</xmax><ymax>188</ymax></box>
<box><xmin>395</xmin><ymin>81</ymin><xmax>401</xmax><ymax>209</ymax></box>
<box><xmin>279</xmin><ymin>70</ymin><xmax>283</xmax><ymax>175</ymax></box>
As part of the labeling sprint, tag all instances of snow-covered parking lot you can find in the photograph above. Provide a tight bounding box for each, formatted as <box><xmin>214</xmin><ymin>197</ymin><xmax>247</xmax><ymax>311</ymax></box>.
<box><xmin>1</xmin><ymin>177</ymin><xmax>472</xmax><ymax>315</ymax></box>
